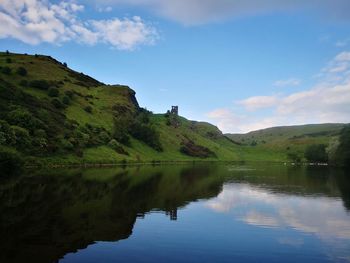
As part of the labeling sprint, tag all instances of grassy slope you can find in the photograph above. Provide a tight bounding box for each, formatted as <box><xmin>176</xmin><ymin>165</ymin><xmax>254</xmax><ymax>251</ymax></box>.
<box><xmin>226</xmin><ymin>124</ymin><xmax>345</xmax><ymax>161</ymax></box>
<box><xmin>0</xmin><ymin>52</ymin><xmax>243</xmax><ymax>164</ymax></box>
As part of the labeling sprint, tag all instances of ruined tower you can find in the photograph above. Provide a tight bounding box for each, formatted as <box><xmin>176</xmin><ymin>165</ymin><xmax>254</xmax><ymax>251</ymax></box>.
<box><xmin>171</xmin><ymin>106</ymin><xmax>178</xmax><ymax>115</ymax></box>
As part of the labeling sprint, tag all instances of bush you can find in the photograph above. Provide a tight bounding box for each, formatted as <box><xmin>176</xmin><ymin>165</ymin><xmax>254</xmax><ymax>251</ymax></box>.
<box><xmin>1</xmin><ymin>66</ymin><xmax>11</xmax><ymax>75</ymax></box>
<box><xmin>180</xmin><ymin>140</ymin><xmax>215</xmax><ymax>158</ymax></box>
<box><xmin>60</xmin><ymin>138</ymin><xmax>74</xmax><ymax>150</ymax></box>
<box><xmin>108</xmin><ymin>139</ymin><xmax>129</xmax><ymax>155</ymax></box>
<box><xmin>0</xmin><ymin>149</ymin><xmax>23</xmax><ymax>176</ymax></box>
<box><xmin>19</xmin><ymin>80</ymin><xmax>28</xmax><ymax>87</ymax></box>
<box><xmin>17</xmin><ymin>67</ymin><xmax>27</xmax><ymax>76</ymax></box>
<box><xmin>10</xmin><ymin>125</ymin><xmax>31</xmax><ymax>149</ymax></box>
<box><xmin>304</xmin><ymin>144</ymin><xmax>328</xmax><ymax>163</ymax></box>
<box><xmin>64</xmin><ymin>90</ymin><xmax>74</xmax><ymax>98</ymax></box>
<box><xmin>48</xmin><ymin>87</ymin><xmax>59</xmax><ymax>97</ymax></box>
<box><xmin>6</xmin><ymin>58</ymin><xmax>12</xmax><ymax>63</ymax></box>
<box><xmin>51</xmin><ymin>98</ymin><xmax>63</xmax><ymax>109</ymax></box>
<box><xmin>84</xmin><ymin>106</ymin><xmax>93</xmax><ymax>113</ymax></box>
<box><xmin>62</xmin><ymin>96</ymin><xmax>71</xmax><ymax>105</ymax></box>
<box><xmin>7</xmin><ymin>108</ymin><xmax>43</xmax><ymax>131</ymax></box>
<box><xmin>29</xmin><ymin>80</ymin><xmax>50</xmax><ymax>90</ymax></box>
<box><xmin>287</xmin><ymin>152</ymin><xmax>301</xmax><ymax>163</ymax></box>
<box><xmin>332</xmin><ymin>125</ymin><xmax>350</xmax><ymax>167</ymax></box>
<box><xmin>98</xmin><ymin>131</ymin><xmax>111</xmax><ymax>144</ymax></box>
<box><xmin>129</xmin><ymin>122</ymin><xmax>162</xmax><ymax>151</ymax></box>
<box><xmin>112</xmin><ymin>122</ymin><xmax>130</xmax><ymax>145</ymax></box>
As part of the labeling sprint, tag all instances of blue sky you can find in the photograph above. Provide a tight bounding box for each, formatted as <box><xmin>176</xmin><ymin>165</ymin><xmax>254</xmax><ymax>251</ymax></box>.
<box><xmin>1</xmin><ymin>0</ymin><xmax>350</xmax><ymax>133</ymax></box>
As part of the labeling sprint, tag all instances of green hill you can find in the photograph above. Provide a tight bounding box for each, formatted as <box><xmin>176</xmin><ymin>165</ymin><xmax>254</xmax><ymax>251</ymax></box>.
<box><xmin>0</xmin><ymin>52</ymin><xmax>243</xmax><ymax>166</ymax></box>
<box><xmin>226</xmin><ymin>124</ymin><xmax>346</xmax><ymax>162</ymax></box>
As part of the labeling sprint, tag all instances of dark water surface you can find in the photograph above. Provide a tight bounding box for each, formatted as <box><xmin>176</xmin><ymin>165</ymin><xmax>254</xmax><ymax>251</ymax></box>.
<box><xmin>1</xmin><ymin>164</ymin><xmax>350</xmax><ymax>263</ymax></box>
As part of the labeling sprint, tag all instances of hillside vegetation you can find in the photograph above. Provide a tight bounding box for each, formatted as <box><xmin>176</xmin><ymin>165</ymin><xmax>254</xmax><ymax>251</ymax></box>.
<box><xmin>0</xmin><ymin>51</ymin><xmax>348</xmax><ymax>167</ymax></box>
<box><xmin>0</xmin><ymin>52</ymin><xmax>244</xmax><ymax>166</ymax></box>
<box><xmin>226</xmin><ymin>124</ymin><xmax>346</xmax><ymax>163</ymax></box>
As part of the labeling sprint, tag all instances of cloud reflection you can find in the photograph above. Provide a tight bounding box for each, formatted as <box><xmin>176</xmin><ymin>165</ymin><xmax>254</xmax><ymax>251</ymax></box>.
<box><xmin>206</xmin><ymin>184</ymin><xmax>350</xmax><ymax>239</ymax></box>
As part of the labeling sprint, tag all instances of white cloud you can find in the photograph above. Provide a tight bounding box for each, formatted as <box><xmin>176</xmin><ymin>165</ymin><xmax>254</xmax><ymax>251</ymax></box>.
<box><xmin>274</xmin><ymin>78</ymin><xmax>301</xmax><ymax>87</ymax></box>
<box><xmin>91</xmin><ymin>16</ymin><xmax>158</xmax><ymax>50</ymax></box>
<box><xmin>207</xmin><ymin>51</ymin><xmax>350</xmax><ymax>133</ymax></box>
<box><xmin>206</xmin><ymin>109</ymin><xmax>244</xmax><ymax>133</ymax></box>
<box><xmin>336</xmin><ymin>39</ymin><xmax>350</xmax><ymax>48</ymax></box>
<box><xmin>98</xmin><ymin>6</ymin><xmax>113</xmax><ymax>13</ymax></box>
<box><xmin>335</xmin><ymin>51</ymin><xmax>350</xmax><ymax>62</ymax></box>
<box><xmin>93</xmin><ymin>0</ymin><xmax>350</xmax><ymax>25</ymax></box>
<box><xmin>0</xmin><ymin>0</ymin><xmax>158</xmax><ymax>50</ymax></box>
<box><xmin>237</xmin><ymin>95</ymin><xmax>279</xmax><ymax>111</ymax></box>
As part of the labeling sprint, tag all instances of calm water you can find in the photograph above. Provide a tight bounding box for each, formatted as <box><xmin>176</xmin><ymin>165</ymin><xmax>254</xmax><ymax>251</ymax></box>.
<box><xmin>1</xmin><ymin>164</ymin><xmax>350</xmax><ymax>263</ymax></box>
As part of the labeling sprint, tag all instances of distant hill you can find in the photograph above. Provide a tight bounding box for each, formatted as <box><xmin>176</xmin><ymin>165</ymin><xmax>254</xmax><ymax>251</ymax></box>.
<box><xmin>226</xmin><ymin>123</ymin><xmax>346</xmax><ymax>162</ymax></box>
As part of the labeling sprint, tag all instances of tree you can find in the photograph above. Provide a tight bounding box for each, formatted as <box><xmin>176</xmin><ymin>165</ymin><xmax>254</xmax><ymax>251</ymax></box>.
<box><xmin>304</xmin><ymin>144</ymin><xmax>328</xmax><ymax>163</ymax></box>
<box><xmin>332</xmin><ymin>125</ymin><xmax>350</xmax><ymax>167</ymax></box>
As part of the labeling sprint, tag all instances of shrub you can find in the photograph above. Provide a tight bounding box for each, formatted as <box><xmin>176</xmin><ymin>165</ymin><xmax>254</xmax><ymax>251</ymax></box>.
<box><xmin>98</xmin><ymin>131</ymin><xmax>111</xmax><ymax>144</ymax></box>
<box><xmin>332</xmin><ymin>125</ymin><xmax>350</xmax><ymax>167</ymax></box>
<box><xmin>180</xmin><ymin>140</ymin><xmax>215</xmax><ymax>158</ymax></box>
<box><xmin>0</xmin><ymin>149</ymin><xmax>23</xmax><ymax>176</ymax></box>
<box><xmin>60</xmin><ymin>138</ymin><xmax>74</xmax><ymax>150</ymax></box>
<box><xmin>51</xmin><ymin>98</ymin><xmax>63</xmax><ymax>109</ymax></box>
<box><xmin>63</xmin><ymin>62</ymin><xmax>67</xmax><ymax>67</ymax></box>
<box><xmin>287</xmin><ymin>152</ymin><xmax>301</xmax><ymax>163</ymax></box>
<box><xmin>108</xmin><ymin>139</ymin><xmax>129</xmax><ymax>155</ymax></box>
<box><xmin>1</xmin><ymin>67</ymin><xmax>11</xmax><ymax>75</ymax></box>
<box><xmin>48</xmin><ymin>87</ymin><xmax>59</xmax><ymax>97</ymax></box>
<box><xmin>112</xmin><ymin>121</ymin><xmax>130</xmax><ymax>145</ymax></box>
<box><xmin>130</xmin><ymin>122</ymin><xmax>162</xmax><ymax>151</ymax></box>
<box><xmin>304</xmin><ymin>144</ymin><xmax>328</xmax><ymax>163</ymax></box>
<box><xmin>62</xmin><ymin>96</ymin><xmax>71</xmax><ymax>105</ymax></box>
<box><xmin>17</xmin><ymin>67</ymin><xmax>27</xmax><ymax>76</ymax></box>
<box><xmin>29</xmin><ymin>80</ymin><xmax>50</xmax><ymax>90</ymax></box>
<box><xmin>10</xmin><ymin>125</ymin><xmax>31</xmax><ymax>149</ymax></box>
<box><xmin>7</xmin><ymin>109</ymin><xmax>43</xmax><ymax>131</ymax></box>
<box><xmin>19</xmin><ymin>80</ymin><xmax>28</xmax><ymax>87</ymax></box>
<box><xmin>64</xmin><ymin>90</ymin><xmax>74</xmax><ymax>98</ymax></box>
<box><xmin>84</xmin><ymin>106</ymin><xmax>93</xmax><ymax>113</ymax></box>
<box><xmin>6</xmin><ymin>58</ymin><xmax>12</xmax><ymax>63</ymax></box>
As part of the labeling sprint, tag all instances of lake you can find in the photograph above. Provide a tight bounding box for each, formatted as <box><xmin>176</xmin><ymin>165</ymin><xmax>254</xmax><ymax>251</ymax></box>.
<box><xmin>1</xmin><ymin>163</ymin><xmax>350</xmax><ymax>262</ymax></box>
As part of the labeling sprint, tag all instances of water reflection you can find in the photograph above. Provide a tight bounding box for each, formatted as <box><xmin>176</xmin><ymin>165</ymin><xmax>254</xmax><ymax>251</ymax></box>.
<box><xmin>0</xmin><ymin>164</ymin><xmax>349</xmax><ymax>263</ymax></box>
<box><xmin>207</xmin><ymin>183</ymin><xmax>350</xmax><ymax>238</ymax></box>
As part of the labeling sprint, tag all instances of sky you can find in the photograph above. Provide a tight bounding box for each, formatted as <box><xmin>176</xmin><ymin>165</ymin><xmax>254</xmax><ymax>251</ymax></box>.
<box><xmin>1</xmin><ymin>0</ymin><xmax>350</xmax><ymax>133</ymax></box>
